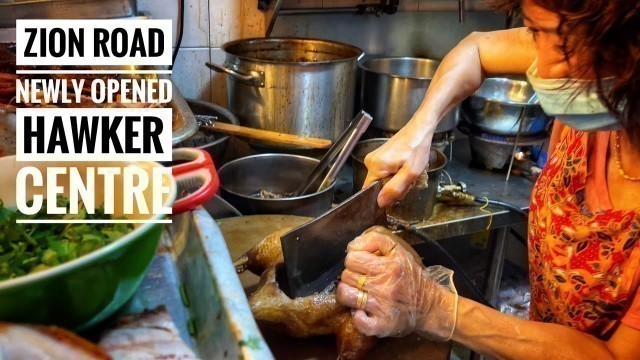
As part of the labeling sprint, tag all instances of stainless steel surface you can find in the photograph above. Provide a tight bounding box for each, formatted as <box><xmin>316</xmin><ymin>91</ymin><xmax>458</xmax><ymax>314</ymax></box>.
<box><xmin>218</xmin><ymin>153</ymin><xmax>334</xmax><ymax>217</ymax></box>
<box><xmin>351</xmin><ymin>138</ymin><xmax>447</xmax><ymax>223</ymax></box>
<box><xmin>176</xmin><ymin>99</ymin><xmax>240</xmax><ymax>164</ymax></box>
<box><xmin>318</xmin><ymin>111</ymin><xmax>372</xmax><ymax>191</ymax></box>
<box><xmin>458</xmin><ymin>0</ymin><xmax>466</xmax><ymax>22</ymax></box>
<box><xmin>410</xmin><ymin>137</ymin><xmax>533</xmax><ymax>240</ymax></box>
<box><xmin>485</xmin><ymin>227</ymin><xmax>508</xmax><ymax>306</ymax></box>
<box><xmin>272</xmin><ymin>11</ymin><xmax>504</xmax><ymax>61</ymax></box>
<box><xmin>117</xmin><ymin>209</ymin><xmax>273</xmax><ymax>359</ymax></box>
<box><xmin>360</xmin><ymin>57</ymin><xmax>459</xmax><ymax>133</ymax></box>
<box><xmin>295</xmin><ymin>110</ymin><xmax>372</xmax><ymax>196</ymax></box>
<box><xmin>209</xmin><ymin>38</ymin><xmax>362</xmax><ymax>148</ymax></box>
<box><xmin>281</xmin><ymin>181</ymin><xmax>387</xmax><ymax>298</ymax></box>
<box><xmin>0</xmin><ymin>0</ymin><xmax>137</xmax><ymax>28</ymax></box>
<box><xmin>460</xmin><ymin>77</ymin><xmax>552</xmax><ymax>136</ymax></box>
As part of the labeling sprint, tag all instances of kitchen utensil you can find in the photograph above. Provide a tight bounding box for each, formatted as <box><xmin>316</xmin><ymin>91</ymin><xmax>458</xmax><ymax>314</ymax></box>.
<box><xmin>280</xmin><ymin>181</ymin><xmax>387</xmax><ymax>298</ymax></box>
<box><xmin>218</xmin><ymin>154</ymin><xmax>334</xmax><ymax>217</ymax></box>
<box><xmin>196</xmin><ymin>114</ymin><xmax>332</xmax><ymax>150</ymax></box>
<box><xmin>0</xmin><ymin>148</ymin><xmax>218</xmax><ymax>329</ymax></box>
<box><xmin>175</xmin><ymin>99</ymin><xmax>240</xmax><ymax>164</ymax></box>
<box><xmin>294</xmin><ymin>110</ymin><xmax>372</xmax><ymax>196</ymax></box>
<box><xmin>460</xmin><ymin>77</ymin><xmax>552</xmax><ymax>136</ymax></box>
<box><xmin>206</xmin><ymin>38</ymin><xmax>362</xmax><ymax>148</ymax></box>
<box><xmin>351</xmin><ymin>139</ymin><xmax>447</xmax><ymax>223</ymax></box>
<box><xmin>171</xmin><ymin>148</ymin><xmax>219</xmax><ymax>214</ymax></box>
<box><xmin>359</xmin><ymin>57</ymin><xmax>459</xmax><ymax>133</ymax></box>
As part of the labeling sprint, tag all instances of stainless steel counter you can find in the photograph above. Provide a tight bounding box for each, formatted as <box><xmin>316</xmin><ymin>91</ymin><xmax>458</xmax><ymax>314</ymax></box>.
<box><xmin>413</xmin><ymin>137</ymin><xmax>533</xmax><ymax>241</ymax></box>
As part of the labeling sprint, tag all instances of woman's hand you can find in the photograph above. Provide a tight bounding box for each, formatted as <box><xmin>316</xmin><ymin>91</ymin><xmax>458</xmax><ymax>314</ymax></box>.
<box><xmin>336</xmin><ymin>226</ymin><xmax>458</xmax><ymax>340</ymax></box>
<box><xmin>363</xmin><ymin>119</ymin><xmax>436</xmax><ymax>208</ymax></box>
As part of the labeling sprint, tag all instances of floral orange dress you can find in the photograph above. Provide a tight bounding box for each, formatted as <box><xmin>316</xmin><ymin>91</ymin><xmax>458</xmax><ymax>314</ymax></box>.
<box><xmin>528</xmin><ymin>127</ymin><xmax>640</xmax><ymax>339</ymax></box>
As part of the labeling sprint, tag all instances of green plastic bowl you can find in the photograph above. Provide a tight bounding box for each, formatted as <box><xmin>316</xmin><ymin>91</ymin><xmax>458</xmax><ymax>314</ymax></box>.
<box><xmin>0</xmin><ymin>156</ymin><xmax>177</xmax><ymax>330</ymax></box>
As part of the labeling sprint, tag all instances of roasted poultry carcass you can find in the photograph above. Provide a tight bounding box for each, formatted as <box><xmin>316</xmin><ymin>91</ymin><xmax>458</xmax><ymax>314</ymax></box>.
<box><xmin>236</xmin><ymin>228</ymin><xmax>377</xmax><ymax>360</ymax></box>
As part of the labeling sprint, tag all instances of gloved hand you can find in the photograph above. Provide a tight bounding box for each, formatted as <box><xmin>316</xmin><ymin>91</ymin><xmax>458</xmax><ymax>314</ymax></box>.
<box><xmin>337</xmin><ymin>226</ymin><xmax>458</xmax><ymax>341</ymax></box>
<box><xmin>363</xmin><ymin>120</ymin><xmax>435</xmax><ymax>207</ymax></box>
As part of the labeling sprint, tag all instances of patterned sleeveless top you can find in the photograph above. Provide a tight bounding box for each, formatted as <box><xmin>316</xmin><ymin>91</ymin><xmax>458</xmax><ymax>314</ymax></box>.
<box><xmin>528</xmin><ymin>128</ymin><xmax>640</xmax><ymax>339</ymax></box>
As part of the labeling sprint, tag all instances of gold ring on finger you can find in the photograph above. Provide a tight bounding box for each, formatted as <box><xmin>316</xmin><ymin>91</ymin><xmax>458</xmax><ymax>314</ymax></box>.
<box><xmin>357</xmin><ymin>290</ymin><xmax>369</xmax><ymax>310</ymax></box>
<box><xmin>356</xmin><ymin>275</ymin><xmax>367</xmax><ymax>291</ymax></box>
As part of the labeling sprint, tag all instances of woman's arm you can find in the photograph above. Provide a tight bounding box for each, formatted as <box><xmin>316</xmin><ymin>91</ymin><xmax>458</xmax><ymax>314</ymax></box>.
<box><xmin>453</xmin><ymin>297</ymin><xmax>640</xmax><ymax>360</ymax></box>
<box><xmin>337</xmin><ymin>229</ymin><xmax>640</xmax><ymax>360</ymax></box>
<box><xmin>365</xmin><ymin>28</ymin><xmax>537</xmax><ymax>207</ymax></box>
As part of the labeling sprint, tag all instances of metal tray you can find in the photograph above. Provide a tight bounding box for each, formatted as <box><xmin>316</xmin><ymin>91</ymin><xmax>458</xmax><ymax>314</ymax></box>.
<box><xmin>115</xmin><ymin>209</ymin><xmax>273</xmax><ymax>359</ymax></box>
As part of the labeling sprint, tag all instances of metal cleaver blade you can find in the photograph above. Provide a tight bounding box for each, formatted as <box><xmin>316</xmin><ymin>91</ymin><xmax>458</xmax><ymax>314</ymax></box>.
<box><xmin>281</xmin><ymin>181</ymin><xmax>387</xmax><ymax>298</ymax></box>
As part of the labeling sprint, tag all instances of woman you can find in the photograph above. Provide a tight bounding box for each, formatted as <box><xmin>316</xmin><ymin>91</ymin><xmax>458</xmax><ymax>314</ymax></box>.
<box><xmin>337</xmin><ymin>0</ymin><xmax>640</xmax><ymax>358</ymax></box>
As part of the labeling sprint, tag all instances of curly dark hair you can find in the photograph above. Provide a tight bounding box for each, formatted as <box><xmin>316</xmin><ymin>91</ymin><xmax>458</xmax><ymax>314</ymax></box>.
<box><xmin>490</xmin><ymin>0</ymin><xmax>640</xmax><ymax>143</ymax></box>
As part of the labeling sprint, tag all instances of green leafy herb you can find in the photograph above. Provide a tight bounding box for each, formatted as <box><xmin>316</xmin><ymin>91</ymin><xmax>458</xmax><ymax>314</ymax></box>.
<box><xmin>0</xmin><ymin>196</ymin><xmax>134</xmax><ymax>281</ymax></box>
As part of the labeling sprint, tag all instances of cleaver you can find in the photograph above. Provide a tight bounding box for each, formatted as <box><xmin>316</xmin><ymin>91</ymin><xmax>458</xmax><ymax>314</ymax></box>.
<box><xmin>280</xmin><ymin>181</ymin><xmax>388</xmax><ymax>298</ymax></box>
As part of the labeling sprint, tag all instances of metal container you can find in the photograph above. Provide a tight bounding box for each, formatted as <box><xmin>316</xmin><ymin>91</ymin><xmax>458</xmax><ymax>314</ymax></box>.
<box><xmin>218</xmin><ymin>154</ymin><xmax>334</xmax><ymax>217</ymax></box>
<box><xmin>351</xmin><ymin>139</ymin><xmax>447</xmax><ymax>223</ymax></box>
<box><xmin>460</xmin><ymin>77</ymin><xmax>552</xmax><ymax>136</ymax></box>
<box><xmin>176</xmin><ymin>99</ymin><xmax>240</xmax><ymax>164</ymax></box>
<box><xmin>359</xmin><ymin>57</ymin><xmax>459</xmax><ymax>133</ymax></box>
<box><xmin>208</xmin><ymin>38</ymin><xmax>363</xmax><ymax>148</ymax></box>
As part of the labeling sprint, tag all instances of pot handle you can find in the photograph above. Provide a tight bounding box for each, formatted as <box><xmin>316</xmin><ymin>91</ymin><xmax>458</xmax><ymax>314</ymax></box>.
<box><xmin>206</xmin><ymin>62</ymin><xmax>264</xmax><ymax>87</ymax></box>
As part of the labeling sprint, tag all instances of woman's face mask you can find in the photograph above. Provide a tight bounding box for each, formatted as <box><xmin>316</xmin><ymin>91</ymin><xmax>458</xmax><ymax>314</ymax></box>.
<box><xmin>526</xmin><ymin>60</ymin><xmax>622</xmax><ymax>132</ymax></box>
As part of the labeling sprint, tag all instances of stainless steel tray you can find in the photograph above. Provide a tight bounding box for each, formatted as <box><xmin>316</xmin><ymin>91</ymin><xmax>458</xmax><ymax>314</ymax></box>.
<box><xmin>117</xmin><ymin>209</ymin><xmax>273</xmax><ymax>359</ymax></box>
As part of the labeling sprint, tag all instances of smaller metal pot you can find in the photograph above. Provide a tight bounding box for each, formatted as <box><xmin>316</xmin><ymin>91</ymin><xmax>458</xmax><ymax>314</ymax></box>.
<box><xmin>351</xmin><ymin>139</ymin><xmax>447</xmax><ymax>223</ymax></box>
<box><xmin>359</xmin><ymin>57</ymin><xmax>459</xmax><ymax>134</ymax></box>
<box><xmin>460</xmin><ymin>77</ymin><xmax>553</xmax><ymax>136</ymax></box>
<box><xmin>218</xmin><ymin>154</ymin><xmax>334</xmax><ymax>217</ymax></box>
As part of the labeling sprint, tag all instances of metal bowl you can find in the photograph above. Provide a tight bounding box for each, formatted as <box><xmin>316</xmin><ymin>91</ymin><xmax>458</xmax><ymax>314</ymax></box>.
<box><xmin>218</xmin><ymin>154</ymin><xmax>334</xmax><ymax>217</ymax></box>
<box><xmin>460</xmin><ymin>77</ymin><xmax>552</xmax><ymax>136</ymax></box>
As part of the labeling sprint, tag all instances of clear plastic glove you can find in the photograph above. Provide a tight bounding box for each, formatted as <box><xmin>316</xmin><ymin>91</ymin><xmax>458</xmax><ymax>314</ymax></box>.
<box><xmin>337</xmin><ymin>226</ymin><xmax>458</xmax><ymax>341</ymax></box>
<box><xmin>363</xmin><ymin>120</ymin><xmax>435</xmax><ymax>207</ymax></box>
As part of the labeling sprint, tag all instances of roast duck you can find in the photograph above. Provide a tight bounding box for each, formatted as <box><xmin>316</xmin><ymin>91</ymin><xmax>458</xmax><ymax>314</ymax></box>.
<box><xmin>235</xmin><ymin>228</ymin><xmax>377</xmax><ymax>360</ymax></box>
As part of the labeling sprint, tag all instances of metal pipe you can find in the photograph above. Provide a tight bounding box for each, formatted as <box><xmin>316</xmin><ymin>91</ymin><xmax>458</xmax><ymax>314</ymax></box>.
<box><xmin>279</xmin><ymin>1</ymin><xmax>493</xmax><ymax>15</ymax></box>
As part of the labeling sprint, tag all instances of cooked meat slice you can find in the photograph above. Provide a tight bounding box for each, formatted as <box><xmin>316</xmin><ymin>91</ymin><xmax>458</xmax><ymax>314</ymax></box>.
<box><xmin>0</xmin><ymin>323</ymin><xmax>110</xmax><ymax>360</ymax></box>
<box><xmin>99</xmin><ymin>306</ymin><xmax>197</xmax><ymax>360</ymax></box>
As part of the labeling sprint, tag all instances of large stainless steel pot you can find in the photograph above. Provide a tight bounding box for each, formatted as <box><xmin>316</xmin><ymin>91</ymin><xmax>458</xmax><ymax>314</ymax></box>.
<box><xmin>359</xmin><ymin>57</ymin><xmax>459</xmax><ymax>134</ymax></box>
<box><xmin>352</xmin><ymin>139</ymin><xmax>447</xmax><ymax>223</ymax></box>
<box><xmin>218</xmin><ymin>154</ymin><xmax>334</xmax><ymax>217</ymax></box>
<box><xmin>208</xmin><ymin>38</ymin><xmax>363</xmax><ymax>148</ymax></box>
<box><xmin>460</xmin><ymin>77</ymin><xmax>553</xmax><ymax>136</ymax></box>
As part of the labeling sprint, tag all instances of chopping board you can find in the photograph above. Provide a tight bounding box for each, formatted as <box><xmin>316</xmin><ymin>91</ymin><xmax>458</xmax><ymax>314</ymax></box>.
<box><xmin>217</xmin><ymin>215</ymin><xmax>452</xmax><ymax>360</ymax></box>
